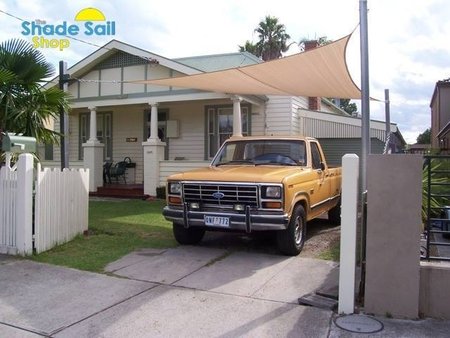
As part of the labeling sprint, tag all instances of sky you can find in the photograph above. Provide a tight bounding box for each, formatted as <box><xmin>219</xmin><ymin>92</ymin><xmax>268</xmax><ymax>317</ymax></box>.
<box><xmin>1</xmin><ymin>0</ymin><xmax>449</xmax><ymax>144</ymax></box>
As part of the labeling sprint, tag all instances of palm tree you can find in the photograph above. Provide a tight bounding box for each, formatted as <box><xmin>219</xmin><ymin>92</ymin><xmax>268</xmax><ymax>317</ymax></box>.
<box><xmin>238</xmin><ymin>40</ymin><xmax>259</xmax><ymax>56</ymax></box>
<box><xmin>239</xmin><ymin>16</ymin><xmax>293</xmax><ymax>61</ymax></box>
<box><xmin>255</xmin><ymin>16</ymin><xmax>292</xmax><ymax>61</ymax></box>
<box><xmin>0</xmin><ymin>39</ymin><xmax>68</xmax><ymax>149</ymax></box>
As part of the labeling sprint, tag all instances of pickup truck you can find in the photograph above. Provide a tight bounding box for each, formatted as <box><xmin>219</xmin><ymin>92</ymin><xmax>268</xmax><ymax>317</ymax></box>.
<box><xmin>163</xmin><ymin>136</ymin><xmax>341</xmax><ymax>255</ymax></box>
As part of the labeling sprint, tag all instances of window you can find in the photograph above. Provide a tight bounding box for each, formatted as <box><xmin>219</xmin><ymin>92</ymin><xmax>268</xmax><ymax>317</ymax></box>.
<box><xmin>212</xmin><ymin>139</ymin><xmax>306</xmax><ymax>166</ymax></box>
<box><xmin>310</xmin><ymin>142</ymin><xmax>323</xmax><ymax>169</ymax></box>
<box><xmin>79</xmin><ymin>112</ymin><xmax>112</xmax><ymax>160</ymax></box>
<box><xmin>143</xmin><ymin>109</ymin><xmax>169</xmax><ymax>160</ymax></box>
<box><xmin>36</xmin><ymin>143</ymin><xmax>53</xmax><ymax>161</ymax></box>
<box><xmin>206</xmin><ymin>105</ymin><xmax>250</xmax><ymax>157</ymax></box>
<box><xmin>144</xmin><ymin>110</ymin><xmax>167</xmax><ymax>141</ymax></box>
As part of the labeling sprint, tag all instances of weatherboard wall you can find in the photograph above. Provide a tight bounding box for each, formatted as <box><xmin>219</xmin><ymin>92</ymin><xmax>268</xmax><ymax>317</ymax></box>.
<box><xmin>265</xmin><ymin>96</ymin><xmax>302</xmax><ymax>135</ymax></box>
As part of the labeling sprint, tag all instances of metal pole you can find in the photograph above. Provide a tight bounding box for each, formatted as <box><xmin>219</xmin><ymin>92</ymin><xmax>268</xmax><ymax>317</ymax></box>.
<box><xmin>59</xmin><ymin>61</ymin><xmax>69</xmax><ymax>169</ymax></box>
<box><xmin>360</xmin><ymin>0</ymin><xmax>370</xmax><ymax>192</ymax></box>
<box><xmin>385</xmin><ymin>89</ymin><xmax>391</xmax><ymax>153</ymax></box>
<box><xmin>359</xmin><ymin>0</ymin><xmax>370</xmax><ymax>304</ymax></box>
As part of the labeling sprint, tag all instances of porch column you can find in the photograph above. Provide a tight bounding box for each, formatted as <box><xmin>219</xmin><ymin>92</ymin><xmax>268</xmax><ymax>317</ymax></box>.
<box><xmin>232</xmin><ymin>96</ymin><xmax>243</xmax><ymax>137</ymax></box>
<box><xmin>83</xmin><ymin>106</ymin><xmax>104</xmax><ymax>192</ymax></box>
<box><xmin>149</xmin><ymin>102</ymin><xmax>159</xmax><ymax>141</ymax></box>
<box><xmin>143</xmin><ymin>102</ymin><xmax>166</xmax><ymax>196</ymax></box>
<box><xmin>88</xmin><ymin>106</ymin><xmax>98</xmax><ymax>142</ymax></box>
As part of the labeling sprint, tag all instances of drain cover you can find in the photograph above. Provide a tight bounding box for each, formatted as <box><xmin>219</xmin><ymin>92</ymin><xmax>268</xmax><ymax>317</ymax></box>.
<box><xmin>334</xmin><ymin>314</ymin><xmax>384</xmax><ymax>333</ymax></box>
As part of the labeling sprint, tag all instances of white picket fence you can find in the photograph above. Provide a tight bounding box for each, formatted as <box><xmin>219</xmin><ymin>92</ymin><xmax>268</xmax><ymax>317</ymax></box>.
<box><xmin>0</xmin><ymin>164</ymin><xmax>18</xmax><ymax>254</ymax></box>
<box><xmin>35</xmin><ymin>164</ymin><xmax>89</xmax><ymax>253</ymax></box>
<box><xmin>0</xmin><ymin>153</ymin><xmax>89</xmax><ymax>255</ymax></box>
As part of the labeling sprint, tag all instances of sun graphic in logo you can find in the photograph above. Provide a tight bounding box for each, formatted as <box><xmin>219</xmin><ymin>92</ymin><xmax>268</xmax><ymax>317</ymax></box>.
<box><xmin>74</xmin><ymin>7</ymin><xmax>106</xmax><ymax>21</ymax></box>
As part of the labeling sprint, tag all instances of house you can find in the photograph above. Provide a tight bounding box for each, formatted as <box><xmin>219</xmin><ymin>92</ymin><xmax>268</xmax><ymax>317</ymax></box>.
<box><xmin>430</xmin><ymin>79</ymin><xmax>450</xmax><ymax>153</ymax></box>
<box><xmin>406</xmin><ymin>143</ymin><xmax>431</xmax><ymax>154</ymax></box>
<box><xmin>42</xmin><ymin>40</ymin><xmax>404</xmax><ymax>196</ymax></box>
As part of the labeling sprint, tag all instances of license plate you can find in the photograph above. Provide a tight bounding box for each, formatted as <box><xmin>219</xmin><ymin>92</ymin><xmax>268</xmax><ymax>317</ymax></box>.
<box><xmin>204</xmin><ymin>216</ymin><xmax>229</xmax><ymax>227</ymax></box>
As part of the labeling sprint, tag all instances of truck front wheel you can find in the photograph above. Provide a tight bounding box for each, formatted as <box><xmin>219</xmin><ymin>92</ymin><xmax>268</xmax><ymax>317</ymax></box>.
<box><xmin>277</xmin><ymin>205</ymin><xmax>306</xmax><ymax>256</ymax></box>
<box><xmin>173</xmin><ymin>223</ymin><xmax>205</xmax><ymax>245</ymax></box>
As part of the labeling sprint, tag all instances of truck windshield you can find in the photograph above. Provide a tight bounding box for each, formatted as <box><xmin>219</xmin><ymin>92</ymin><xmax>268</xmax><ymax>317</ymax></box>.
<box><xmin>212</xmin><ymin>140</ymin><xmax>307</xmax><ymax>166</ymax></box>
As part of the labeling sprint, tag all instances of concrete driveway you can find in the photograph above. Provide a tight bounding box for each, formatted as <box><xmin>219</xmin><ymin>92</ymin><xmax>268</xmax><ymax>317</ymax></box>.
<box><xmin>0</xmin><ymin>241</ymin><xmax>338</xmax><ymax>338</ymax></box>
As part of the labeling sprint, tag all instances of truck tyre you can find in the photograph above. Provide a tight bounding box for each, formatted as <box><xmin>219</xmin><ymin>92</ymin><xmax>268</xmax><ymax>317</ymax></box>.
<box><xmin>328</xmin><ymin>199</ymin><xmax>341</xmax><ymax>224</ymax></box>
<box><xmin>173</xmin><ymin>223</ymin><xmax>205</xmax><ymax>245</ymax></box>
<box><xmin>277</xmin><ymin>205</ymin><xmax>306</xmax><ymax>256</ymax></box>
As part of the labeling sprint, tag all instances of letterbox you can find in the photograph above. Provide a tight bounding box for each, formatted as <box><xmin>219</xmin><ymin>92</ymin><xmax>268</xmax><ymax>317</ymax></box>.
<box><xmin>1</xmin><ymin>133</ymin><xmax>37</xmax><ymax>153</ymax></box>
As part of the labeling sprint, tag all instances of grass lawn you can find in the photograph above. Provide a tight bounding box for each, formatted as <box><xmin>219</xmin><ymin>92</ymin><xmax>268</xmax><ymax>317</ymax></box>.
<box><xmin>30</xmin><ymin>199</ymin><xmax>177</xmax><ymax>272</ymax></box>
<box><xmin>30</xmin><ymin>198</ymin><xmax>342</xmax><ymax>273</ymax></box>
<box><xmin>317</xmin><ymin>240</ymin><xmax>340</xmax><ymax>261</ymax></box>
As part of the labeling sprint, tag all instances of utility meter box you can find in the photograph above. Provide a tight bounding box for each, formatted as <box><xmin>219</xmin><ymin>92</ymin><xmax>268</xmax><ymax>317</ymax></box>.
<box><xmin>2</xmin><ymin>133</ymin><xmax>37</xmax><ymax>153</ymax></box>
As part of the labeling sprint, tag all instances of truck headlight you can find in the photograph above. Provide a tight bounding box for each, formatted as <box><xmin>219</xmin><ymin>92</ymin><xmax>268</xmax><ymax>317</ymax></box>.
<box><xmin>169</xmin><ymin>181</ymin><xmax>182</xmax><ymax>194</ymax></box>
<box><xmin>264</xmin><ymin>186</ymin><xmax>281</xmax><ymax>199</ymax></box>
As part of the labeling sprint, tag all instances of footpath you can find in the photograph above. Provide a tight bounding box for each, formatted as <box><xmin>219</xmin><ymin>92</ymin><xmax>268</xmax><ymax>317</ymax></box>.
<box><xmin>1</xmin><ymin>247</ymin><xmax>449</xmax><ymax>337</ymax></box>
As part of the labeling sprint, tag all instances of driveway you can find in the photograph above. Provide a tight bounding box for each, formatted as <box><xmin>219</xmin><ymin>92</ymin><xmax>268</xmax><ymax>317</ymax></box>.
<box><xmin>2</xmin><ymin>241</ymin><xmax>450</xmax><ymax>337</ymax></box>
<box><xmin>0</xmin><ymin>242</ymin><xmax>338</xmax><ymax>337</ymax></box>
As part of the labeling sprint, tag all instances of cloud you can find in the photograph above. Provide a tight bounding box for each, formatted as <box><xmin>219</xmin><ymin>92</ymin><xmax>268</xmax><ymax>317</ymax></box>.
<box><xmin>412</xmin><ymin>49</ymin><xmax>450</xmax><ymax>69</ymax></box>
<box><xmin>0</xmin><ymin>0</ymin><xmax>446</xmax><ymax>144</ymax></box>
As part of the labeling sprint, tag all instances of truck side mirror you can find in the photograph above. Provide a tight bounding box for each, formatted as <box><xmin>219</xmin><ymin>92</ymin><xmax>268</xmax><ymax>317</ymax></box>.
<box><xmin>320</xmin><ymin>162</ymin><xmax>326</xmax><ymax>171</ymax></box>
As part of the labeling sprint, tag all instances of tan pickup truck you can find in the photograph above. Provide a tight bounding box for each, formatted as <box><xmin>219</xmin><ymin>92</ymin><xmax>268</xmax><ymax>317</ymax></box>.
<box><xmin>163</xmin><ymin>136</ymin><xmax>341</xmax><ymax>255</ymax></box>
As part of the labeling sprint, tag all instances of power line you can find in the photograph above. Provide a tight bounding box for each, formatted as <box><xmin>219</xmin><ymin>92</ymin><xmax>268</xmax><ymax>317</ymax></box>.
<box><xmin>72</xmin><ymin>77</ymin><xmax>127</xmax><ymax>84</ymax></box>
<box><xmin>44</xmin><ymin>74</ymin><xmax>145</xmax><ymax>87</ymax></box>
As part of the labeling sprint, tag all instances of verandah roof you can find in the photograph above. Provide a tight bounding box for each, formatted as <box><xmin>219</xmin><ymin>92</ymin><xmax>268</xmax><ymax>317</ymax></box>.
<box><xmin>133</xmin><ymin>33</ymin><xmax>361</xmax><ymax>99</ymax></box>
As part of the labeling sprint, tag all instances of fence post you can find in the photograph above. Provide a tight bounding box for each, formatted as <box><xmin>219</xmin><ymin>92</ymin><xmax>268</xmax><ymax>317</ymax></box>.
<box><xmin>16</xmin><ymin>153</ymin><xmax>34</xmax><ymax>256</ymax></box>
<box><xmin>338</xmin><ymin>154</ymin><xmax>359</xmax><ymax>314</ymax></box>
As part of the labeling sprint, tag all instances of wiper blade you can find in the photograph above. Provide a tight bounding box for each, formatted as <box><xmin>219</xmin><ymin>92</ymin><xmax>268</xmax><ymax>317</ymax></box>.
<box><xmin>254</xmin><ymin>161</ymin><xmax>299</xmax><ymax>166</ymax></box>
<box><xmin>215</xmin><ymin>160</ymin><xmax>255</xmax><ymax>166</ymax></box>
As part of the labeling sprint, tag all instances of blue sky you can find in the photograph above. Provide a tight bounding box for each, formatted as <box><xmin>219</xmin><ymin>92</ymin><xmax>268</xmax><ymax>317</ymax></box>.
<box><xmin>1</xmin><ymin>0</ymin><xmax>449</xmax><ymax>143</ymax></box>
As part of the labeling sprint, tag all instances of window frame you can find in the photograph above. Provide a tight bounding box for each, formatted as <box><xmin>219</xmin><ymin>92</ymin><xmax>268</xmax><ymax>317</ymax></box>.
<box><xmin>310</xmin><ymin>141</ymin><xmax>323</xmax><ymax>170</ymax></box>
<box><xmin>78</xmin><ymin>111</ymin><xmax>113</xmax><ymax>161</ymax></box>
<box><xmin>205</xmin><ymin>103</ymin><xmax>251</xmax><ymax>159</ymax></box>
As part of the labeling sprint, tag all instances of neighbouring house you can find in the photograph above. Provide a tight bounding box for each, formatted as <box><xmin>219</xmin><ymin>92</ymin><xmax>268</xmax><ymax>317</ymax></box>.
<box><xmin>430</xmin><ymin>79</ymin><xmax>450</xmax><ymax>153</ymax></box>
<box><xmin>407</xmin><ymin>143</ymin><xmax>431</xmax><ymax>154</ymax></box>
<box><xmin>42</xmin><ymin>40</ymin><xmax>404</xmax><ymax>196</ymax></box>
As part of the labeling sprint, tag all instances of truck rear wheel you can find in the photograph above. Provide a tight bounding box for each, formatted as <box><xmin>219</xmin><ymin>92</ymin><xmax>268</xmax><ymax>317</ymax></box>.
<box><xmin>172</xmin><ymin>223</ymin><xmax>205</xmax><ymax>245</ymax></box>
<box><xmin>277</xmin><ymin>205</ymin><xmax>306</xmax><ymax>256</ymax></box>
<box><xmin>328</xmin><ymin>199</ymin><xmax>341</xmax><ymax>224</ymax></box>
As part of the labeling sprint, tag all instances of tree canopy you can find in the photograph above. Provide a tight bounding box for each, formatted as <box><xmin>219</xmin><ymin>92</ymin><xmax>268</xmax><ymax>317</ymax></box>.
<box><xmin>239</xmin><ymin>16</ymin><xmax>293</xmax><ymax>61</ymax></box>
<box><xmin>0</xmin><ymin>39</ymin><xmax>68</xmax><ymax>147</ymax></box>
<box><xmin>338</xmin><ymin>98</ymin><xmax>358</xmax><ymax>115</ymax></box>
<box><xmin>416</xmin><ymin>127</ymin><xmax>431</xmax><ymax>144</ymax></box>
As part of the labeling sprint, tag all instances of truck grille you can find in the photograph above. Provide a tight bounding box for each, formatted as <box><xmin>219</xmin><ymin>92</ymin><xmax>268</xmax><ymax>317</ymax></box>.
<box><xmin>183</xmin><ymin>183</ymin><xmax>258</xmax><ymax>208</ymax></box>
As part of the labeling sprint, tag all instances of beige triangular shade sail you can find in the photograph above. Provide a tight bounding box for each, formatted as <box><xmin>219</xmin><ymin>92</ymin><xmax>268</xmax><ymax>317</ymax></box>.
<box><xmin>134</xmin><ymin>34</ymin><xmax>361</xmax><ymax>99</ymax></box>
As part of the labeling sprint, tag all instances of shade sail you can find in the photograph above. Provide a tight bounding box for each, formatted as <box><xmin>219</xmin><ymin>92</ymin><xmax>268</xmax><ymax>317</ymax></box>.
<box><xmin>134</xmin><ymin>34</ymin><xmax>361</xmax><ymax>99</ymax></box>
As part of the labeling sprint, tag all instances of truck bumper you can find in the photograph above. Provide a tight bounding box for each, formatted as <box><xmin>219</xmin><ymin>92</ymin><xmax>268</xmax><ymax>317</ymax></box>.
<box><xmin>163</xmin><ymin>206</ymin><xmax>289</xmax><ymax>232</ymax></box>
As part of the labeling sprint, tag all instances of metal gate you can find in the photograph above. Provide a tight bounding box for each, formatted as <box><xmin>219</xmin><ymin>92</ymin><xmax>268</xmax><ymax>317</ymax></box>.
<box><xmin>422</xmin><ymin>155</ymin><xmax>450</xmax><ymax>261</ymax></box>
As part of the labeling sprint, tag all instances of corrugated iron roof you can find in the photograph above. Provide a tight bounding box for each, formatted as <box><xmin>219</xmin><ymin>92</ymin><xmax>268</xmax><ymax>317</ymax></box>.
<box><xmin>175</xmin><ymin>52</ymin><xmax>261</xmax><ymax>72</ymax></box>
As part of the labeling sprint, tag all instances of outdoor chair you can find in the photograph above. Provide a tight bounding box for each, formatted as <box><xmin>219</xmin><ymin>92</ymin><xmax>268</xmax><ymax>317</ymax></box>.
<box><xmin>103</xmin><ymin>162</ymin><xmax>113</xmax><ymax>184</ymax></box>
<box><xmin>107</xmin><ymin>161</ymin><xmax>127</xmax><ymax>184</ymax></box>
